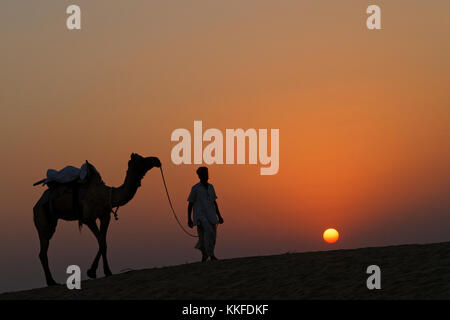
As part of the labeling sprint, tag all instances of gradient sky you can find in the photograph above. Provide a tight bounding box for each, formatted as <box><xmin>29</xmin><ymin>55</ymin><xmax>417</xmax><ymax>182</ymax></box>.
<box><xmin>1</xmin><ymin>1</ymin><xmax>449</xmax><ymax>293</ymax></box>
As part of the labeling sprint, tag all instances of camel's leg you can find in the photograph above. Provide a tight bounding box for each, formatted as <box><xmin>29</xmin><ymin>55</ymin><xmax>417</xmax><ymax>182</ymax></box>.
<box><xmin>100</xmin><ymin>215</ymin><xmax>112</xmax><ymax>276</ymax></box>
<box><xmin>86</xmin><ymin>221</ymin><xmax>101</xmax><ymax>279</ymax></box>
<box><xmin>38</xmin><ymin>236</ymin><xmax>58</xmax><ymax>286</ymax></box>
<box><xmin>34</xmin><ymin>202</ymin><xmax>59</xmax><ymax>286</ymax></box>
<box><xmin>86</xmin><ymin>216</ymin><xmax>112</xmax><ymax>278</ymax></box>
<box><xmin>87</xmin><ymin>251</ymin><xmax>102</xmax><ymax>279</ymax></box>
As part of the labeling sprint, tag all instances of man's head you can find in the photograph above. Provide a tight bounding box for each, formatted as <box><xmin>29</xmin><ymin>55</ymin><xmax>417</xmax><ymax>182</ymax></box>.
<box><xmin>196</xmin><ymin>166</ymin><xmax>209</xmax><ymax>183</ymax></box>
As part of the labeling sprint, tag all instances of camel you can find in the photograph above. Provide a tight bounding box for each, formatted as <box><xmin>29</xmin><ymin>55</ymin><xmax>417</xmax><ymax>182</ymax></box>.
<box><xmin>33</xmin><ymin>153</ymin><xmax>161</xmax><ymax>286</ymax></box>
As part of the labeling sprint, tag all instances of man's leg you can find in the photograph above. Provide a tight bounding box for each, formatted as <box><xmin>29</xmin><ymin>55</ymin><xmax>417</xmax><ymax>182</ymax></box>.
<box><xmin>201</xmin><ymin>222</ymin><xmax>217</xmax><ymax>259</ymax></box>
<box><xmin>209</xmin><ymin>224</ymin><xmax>218</xmax><ymax>261</ymax></box>
<box><xmin>195</xmin><ymin>224</ymin><xmax>208</xmax><ymax>261</ymax></box>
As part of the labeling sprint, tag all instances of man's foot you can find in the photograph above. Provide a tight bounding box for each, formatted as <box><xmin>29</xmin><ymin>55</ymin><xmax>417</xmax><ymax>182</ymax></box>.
<box><xmin>210</xmin><ymin>255</ymin><xmax>218</xmax><ymax>261</ymax></box>
<box><xmin>202</xmin><ymin>254</ymin><xmax>208</xmax><ymax>262</ymax></box>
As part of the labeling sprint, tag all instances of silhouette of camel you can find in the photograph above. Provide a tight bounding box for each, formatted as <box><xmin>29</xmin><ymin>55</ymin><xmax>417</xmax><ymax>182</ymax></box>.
<box><xmin>33</xmin><ymin>153</ymin><xmax>161</xmax><ymax>286</ymax></box>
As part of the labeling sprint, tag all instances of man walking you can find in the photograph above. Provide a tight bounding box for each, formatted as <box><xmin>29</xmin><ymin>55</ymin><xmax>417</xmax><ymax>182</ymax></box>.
<box><xmin>187</xmin><ymin>167</ymin><xmax>224</xmax><ymax>261</ymax></box>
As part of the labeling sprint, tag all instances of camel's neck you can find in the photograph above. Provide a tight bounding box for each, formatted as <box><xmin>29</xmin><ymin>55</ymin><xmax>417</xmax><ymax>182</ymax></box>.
<box><xmin>110</xmin><ymin>168</ymin><xmax>146</xmax><ymax>207</ymax></box>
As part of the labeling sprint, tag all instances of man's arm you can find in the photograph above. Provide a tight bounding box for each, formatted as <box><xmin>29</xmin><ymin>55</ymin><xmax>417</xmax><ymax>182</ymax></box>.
<box><xmin>214</xmin><ymin>201</ymin><xmax>224</xmax><ymax>224</ymax></box>
<box><xmin>188</xmin><ymin>202</ymin><xmax>194</xmax><ymax>228</ymax></box>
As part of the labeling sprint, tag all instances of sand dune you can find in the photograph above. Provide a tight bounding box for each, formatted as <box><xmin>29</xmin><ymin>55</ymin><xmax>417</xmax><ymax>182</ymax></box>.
<box><xmin>2</xmin><ymin>242</ymin><xmax>450</xmax><ymax>300</ymax></box>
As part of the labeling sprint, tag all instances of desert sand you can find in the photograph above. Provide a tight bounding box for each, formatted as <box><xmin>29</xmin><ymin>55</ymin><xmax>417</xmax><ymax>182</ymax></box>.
<box><xmin>2</xmin><ymin>241</ymin><xmax>450</xmax><ymax>300</ymax></box>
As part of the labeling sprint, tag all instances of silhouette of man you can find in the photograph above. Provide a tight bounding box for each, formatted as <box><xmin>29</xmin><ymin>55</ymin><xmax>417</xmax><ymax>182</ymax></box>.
<box><xmin>188</xmin><ymin>167</ymin><xmax>224</xmax><ymax>262</ymax></box>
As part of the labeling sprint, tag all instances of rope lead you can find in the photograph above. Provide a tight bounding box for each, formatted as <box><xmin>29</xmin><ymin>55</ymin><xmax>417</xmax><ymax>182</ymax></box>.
<box><xmin>160</xmin><ymin>166</ymin><xmax>198</xmax><ymax>238</ymax></box>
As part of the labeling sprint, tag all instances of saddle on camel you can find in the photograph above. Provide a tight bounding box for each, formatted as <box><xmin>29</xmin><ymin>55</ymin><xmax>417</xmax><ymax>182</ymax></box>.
<box><xmin>33</xmin><ymin>161</ymin><xmax>101</xmax><ymax>226</ymax></box>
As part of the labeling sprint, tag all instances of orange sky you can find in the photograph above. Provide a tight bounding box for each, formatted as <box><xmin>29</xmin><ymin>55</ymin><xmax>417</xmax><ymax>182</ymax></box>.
<box><xmin>1</xmin><ymin>1</ymin><xmax>449</xmax><ymax>292</ymax></box>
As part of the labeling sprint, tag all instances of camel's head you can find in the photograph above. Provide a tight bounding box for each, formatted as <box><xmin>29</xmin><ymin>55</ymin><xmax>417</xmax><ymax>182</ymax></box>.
<box><xmin>128</xmin><ymin>153</ymin><xmax>161</xmax><ymax>178</ymax></box>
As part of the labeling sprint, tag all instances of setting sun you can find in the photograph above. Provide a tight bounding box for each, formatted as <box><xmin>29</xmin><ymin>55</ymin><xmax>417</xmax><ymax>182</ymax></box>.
<box><xmin>323</xmin><ymin>228</ymin><xmax>339</xmax><ymax>244</ymax></box>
